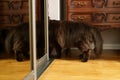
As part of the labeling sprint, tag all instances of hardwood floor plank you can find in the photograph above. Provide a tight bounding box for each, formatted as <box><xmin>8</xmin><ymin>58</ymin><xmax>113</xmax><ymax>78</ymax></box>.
<box><xmin>39</xmin><ymin>50</ymin><xmax>120</xmax><ymax>80</ymax></box>
<box><xmin>0</xmin><ymin>58</ymin><xmax>30</xmax><ymax>80</ymax></box>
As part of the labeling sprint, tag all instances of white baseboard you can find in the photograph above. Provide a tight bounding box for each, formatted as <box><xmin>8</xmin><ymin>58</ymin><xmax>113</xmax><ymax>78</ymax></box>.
<box><xmin>103</xmin><ymin>44</ymin><xmax>120</xmax><ymax>49</ymax></box>
<box><xmin>71</xmin><ymin>44</ymin><xmax>120</xmax><ymax>50</ymax></box>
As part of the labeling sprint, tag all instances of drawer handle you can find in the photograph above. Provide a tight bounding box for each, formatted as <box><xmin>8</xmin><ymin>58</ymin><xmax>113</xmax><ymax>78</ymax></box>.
<box><xmin>78</xmin><ymin>16</ymin><xmax>87</xmax><ymax>20</ymax></box>
<box><xmin>78</xmin><ymin>2</ymin><xmax>87</xmax><ymax>6</ymax></box>
<box><xmin>72</xmin><ymin>1</ymin><xmax>87</xmax><ymax>7</ymax></box>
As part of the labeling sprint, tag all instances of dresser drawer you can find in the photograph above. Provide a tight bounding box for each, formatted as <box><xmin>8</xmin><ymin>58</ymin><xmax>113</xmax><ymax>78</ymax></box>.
<box><xmin>0</xmin><ymin>0</ymin><xmax>28</xmax><ymax>10</ymax></box>
<box><xmin>68</xmin><ymin>0</ymin><xmax>93</xmax><ymax>8</ymax></box>
<box><xmin>68</xmin><ymin>13</ymin><xmax>92</xmax><ymax>22</ymax></box>
<box><xmin>68</xmin><ymin>0</ymin><xmax>107</xmax><ymax>8</ymax></box>
<box><xmin>68</xmin><ymin>0</ymin><xmax>120</xmax><ymax>9</ymax></box>
<box><xmin>68</xmin><ymin>12</ymin><xmax>106</xmax><ymax>23</ymax></box>
<box><xmin>68</xmin><ymin>12</ymin><xmax>120</xmax><ymax>23</ymax></box>
<box><xmin>107</xmin><ymin>13</ymin><xmax>120</xmax><ymax>22</ymax></box>
<box><xmin>106</xmin><ymin>0</ymin><xmax>120</xmax><ymax>8</ymax></box>
<box><xmin>0</xmin><ymin>14</ymin><xmax>28</xmax><ymax>24</ymax></box>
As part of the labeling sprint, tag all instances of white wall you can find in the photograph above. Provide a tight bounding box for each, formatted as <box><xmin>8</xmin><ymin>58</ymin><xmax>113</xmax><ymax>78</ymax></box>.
<box><xmin>102</xmin><ymin>29</ymin><xmax>120</xmax><ymax>49</ymax></box>
<box><xmin>48</xmin><ymin>0</ymin><xmax>60</xmax><ymax>20</ymax></box>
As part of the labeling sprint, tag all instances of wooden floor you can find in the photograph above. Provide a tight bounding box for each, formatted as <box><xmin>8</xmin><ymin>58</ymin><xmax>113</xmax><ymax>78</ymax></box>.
<box><xmin>0</xmin><ymin>53</ymin><xmax>30</xmax><ymax>80</ymax></box>
<box><xmin>0</xmin><ymin>50</ymin><xmax>120</xmax><ymax>80</ymax></box>
<box><xmin>39</xmin><ymin>50</ymin><xmax>120</xmax><ymax>80</ymax></box>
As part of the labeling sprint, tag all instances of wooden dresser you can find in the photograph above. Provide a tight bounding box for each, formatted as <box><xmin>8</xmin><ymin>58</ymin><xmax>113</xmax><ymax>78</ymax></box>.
<box><xmin>65</xmin><ymin>0</ymin><xmax>120</xmax><ymax>28</ymax></box>
<box><xmin>0</xmin><ymin>0</ymin><xmax>41</xmax><ymax>28</ymax></box>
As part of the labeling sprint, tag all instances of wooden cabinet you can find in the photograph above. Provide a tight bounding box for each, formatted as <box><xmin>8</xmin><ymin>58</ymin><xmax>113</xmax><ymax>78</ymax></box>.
<box><xmin>0</xmin><ymin>0</ymin><xmax>41</xmax><ymax>28</ymax></box>
<box><xmin>65</xmin><ymin>0</ymin><xmax>120</xmax><ymax>28</ymax></box>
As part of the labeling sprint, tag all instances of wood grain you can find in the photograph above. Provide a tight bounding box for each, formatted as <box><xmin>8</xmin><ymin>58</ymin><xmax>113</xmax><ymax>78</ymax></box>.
<box><xmin>39</xmin><ymin>50</ymin><xmax>120</xmax><ymax>80</ymax></box>
<box><xmin>0</xmin><ymin>53</ymin><xmax>30</xmax><ymax>80</ymax></box>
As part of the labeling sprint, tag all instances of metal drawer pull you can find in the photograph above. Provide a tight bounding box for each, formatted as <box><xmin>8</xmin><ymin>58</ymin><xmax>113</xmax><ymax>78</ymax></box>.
<box><xmin>78</xmin><ymin>16</ymin><xmax>87</xmax><ymax>20</ymax></box>
<box><xmin>72</xmin><ymin>1</ymin><xmax>87</xmax><ymax>7</ymax></box>
<box><xmin>78</xmin><ymin>2</ymin><xmax>87</xmax><ymax>6</ymax></box>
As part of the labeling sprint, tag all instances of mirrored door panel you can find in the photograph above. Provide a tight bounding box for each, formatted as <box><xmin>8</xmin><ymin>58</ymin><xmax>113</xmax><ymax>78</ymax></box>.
<box><xmin>0</xmin><ymin>0</ymin><xmax>41</xmax><ymax>80</ymax></box>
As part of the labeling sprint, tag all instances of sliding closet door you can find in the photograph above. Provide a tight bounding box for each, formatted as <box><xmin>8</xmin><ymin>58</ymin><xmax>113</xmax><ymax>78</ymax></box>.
<box><xmin>24</xmin><ymin>0</ymin><xmax>49</xmax><ymax>80</ymax></box>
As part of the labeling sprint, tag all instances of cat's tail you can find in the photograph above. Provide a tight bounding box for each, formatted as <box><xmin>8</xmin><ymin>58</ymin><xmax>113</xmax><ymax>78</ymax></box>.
<box><xmin>5</xmin><ymin>29</ymin><xmax>14</xmax><ymax>54</ymax></box>
<box><xmin>91</xmin><ymin>27</ymin><xmax>103</xmax><ymax>58</ymax></box>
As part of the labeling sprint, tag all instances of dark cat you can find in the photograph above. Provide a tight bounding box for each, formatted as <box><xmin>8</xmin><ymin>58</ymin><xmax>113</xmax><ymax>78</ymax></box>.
<box><xmin>5</xmin><ymin>22</ymin><xmax>44</xmax><ymax>61</ymax></box>
<box><xmin>49</xmin><ymin>20</ymin><xmax>103</xmax><ymax>62</ymax></box>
